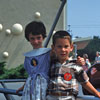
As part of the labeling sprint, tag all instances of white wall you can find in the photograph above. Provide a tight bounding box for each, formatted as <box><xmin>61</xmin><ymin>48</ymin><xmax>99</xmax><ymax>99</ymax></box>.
<box><xmin>0</xmin><ymin>0</ymin><xmax>65</xmax><ymax>68</ymax></box>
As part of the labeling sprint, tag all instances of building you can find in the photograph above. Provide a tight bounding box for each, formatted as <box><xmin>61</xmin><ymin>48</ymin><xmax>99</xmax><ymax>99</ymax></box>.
<box><xmin>73</xmin><ymin>37</ymin><xmax>92</xmax><ymax>50</ymax></box>
<box><xmin>0</xmin><ymin>0</ymin><xmax>67</xmax><ymax>68</ymax></box>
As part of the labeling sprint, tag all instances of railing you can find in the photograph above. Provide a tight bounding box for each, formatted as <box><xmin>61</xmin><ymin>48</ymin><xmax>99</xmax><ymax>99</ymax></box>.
<box><xmin>0</xmin><ymin>79</ymin><xmax>25</xmax><ymax>100</ymax></box>
<box><xmin>0</xmin><ymin>79</ymin><xmax>100</xmax><ymax>100</ymax></box>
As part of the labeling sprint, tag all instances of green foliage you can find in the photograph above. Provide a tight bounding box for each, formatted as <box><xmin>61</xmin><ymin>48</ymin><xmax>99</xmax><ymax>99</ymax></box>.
<box><xmin>0</xmin><ymin>62</ymin><xmax>7</xmax><ymax>75</ymax></box>
<box><xmin>77</xmin><ymin>36</ymin><xmax>100</xmax><ymax>63</ymax></box>
<box><xmin>0</xmin><ymin>62</ymin><xmax>28</xmax><ymax>79</ymax></box>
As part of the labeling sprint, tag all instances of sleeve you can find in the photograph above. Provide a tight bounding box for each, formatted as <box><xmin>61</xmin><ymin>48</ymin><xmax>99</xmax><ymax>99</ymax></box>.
<box><xmin>24</xmin><ymin>57</ymin><xmax>29</xmax><ymax>72</ymax></box>
<box><xmin>75</xmin><ymin>70</ymin><xmax>89</xmax><ymax>83</ymax></box>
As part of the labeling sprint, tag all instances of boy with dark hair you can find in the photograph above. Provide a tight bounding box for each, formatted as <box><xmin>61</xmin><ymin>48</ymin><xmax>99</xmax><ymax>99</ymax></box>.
<box><xmin>46</xmin><ymin>30</ymin><xmax>100</xmax><ymax>100</ymax></box>
<box><xmin>16</xmin><ymin>21</ymin><xmax>51</xmax><ymax>100</ymax></box>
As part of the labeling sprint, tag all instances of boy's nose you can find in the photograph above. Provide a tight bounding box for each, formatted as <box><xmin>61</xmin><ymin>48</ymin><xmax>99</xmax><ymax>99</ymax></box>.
<box><xmin>61</xmin><ymin>47</ymin><xmax>66</xmax><ymax>51</ymax></box>
<box><xmin>34</xmin><ymin>39</ymin><xmax>38</xmax><ymax>43</ymax></box>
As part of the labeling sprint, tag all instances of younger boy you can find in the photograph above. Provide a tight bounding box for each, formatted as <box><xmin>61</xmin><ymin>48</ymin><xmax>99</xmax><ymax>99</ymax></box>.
<box><xmin>47</xmin><ymin>30</ymin><xmax>100</xmax><ymax>100</ymax></box>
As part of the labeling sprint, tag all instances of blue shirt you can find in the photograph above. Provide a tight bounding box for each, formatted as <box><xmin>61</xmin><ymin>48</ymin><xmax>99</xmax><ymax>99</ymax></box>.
<box><xmin>24</xmin><ymin>48</ymin><xmax>51</xmax><ymax>85</ymax></box>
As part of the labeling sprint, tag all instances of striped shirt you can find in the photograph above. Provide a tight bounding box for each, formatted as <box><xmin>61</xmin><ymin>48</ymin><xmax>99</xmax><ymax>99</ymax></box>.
<box><xmin>47</xmin><ymin>60</ymin><xmax>89</xmax><ymax>96</ymax></box>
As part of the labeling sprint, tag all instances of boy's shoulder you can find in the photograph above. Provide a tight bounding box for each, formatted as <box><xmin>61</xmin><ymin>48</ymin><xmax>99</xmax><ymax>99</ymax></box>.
<box><xmin>24</xmin><ymin>48</ymin><xmax>51</xmax><ymax>57</ymax></box>
<box><xmin>63</xmin><ymin>60</ymin><xmax>83</xmax><ymax>73</ymax></box>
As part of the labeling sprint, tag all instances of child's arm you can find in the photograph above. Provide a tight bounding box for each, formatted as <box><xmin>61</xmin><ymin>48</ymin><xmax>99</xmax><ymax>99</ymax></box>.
<box><xmin>16</xmin><ymin>83</ymin><xmax>25</xmax><ymax>94</ymax></box>
<box><xmin>82</xmin><ymin>81</ymin><xmax>100</xmax><ymax>98</ymax></box>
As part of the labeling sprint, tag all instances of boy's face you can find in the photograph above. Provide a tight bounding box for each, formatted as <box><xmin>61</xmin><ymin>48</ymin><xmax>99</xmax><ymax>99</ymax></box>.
<box><xmin>28</xmin><ymin>33</ymin><xmax>44</xmax><ymax>49</ymax></box>
<box><xmin>52</xmin><ymin>38</ymin><xmax>73</xmax><ymax>63</ymax></box>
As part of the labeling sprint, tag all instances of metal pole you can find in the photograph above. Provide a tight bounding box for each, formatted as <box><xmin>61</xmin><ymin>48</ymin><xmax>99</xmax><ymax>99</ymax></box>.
<box><xmin>0</xmin><ymin>79</ymin><xmax>24</xmax><ymax>97</ymax></box>
<box><xmin>44</xmin><ymin>0</ymin><xmax>67</xmax><ymax>47</ymax></box>
<box><xmin>74</xmin><ymin>44</ymin><xmax>77</xmax><ymax>59</ymax></box>
<box><xmin>0</xmin><ymin>88</ymin><xmax>22</xmax><ymax>96</ymax></box>
<box><xmin>0</xmin><ymin>79</ymin><xmax>26</xmax><ymax>83</ymax></box>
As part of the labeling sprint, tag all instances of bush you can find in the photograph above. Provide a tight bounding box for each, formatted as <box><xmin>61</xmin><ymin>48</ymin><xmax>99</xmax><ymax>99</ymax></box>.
<box><xmin>0</xmin><ymin>62</ymin><xmax>28</xmax><ymax>79</ymax></box>
<box><xmin>0</xmin><ymin>62</ymin><xmax>7</xmax><ymax>75</ymax></box>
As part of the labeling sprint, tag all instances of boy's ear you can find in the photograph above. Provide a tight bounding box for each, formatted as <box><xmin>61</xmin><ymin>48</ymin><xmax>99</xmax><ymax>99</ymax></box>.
<box><xmin>51</xmin><ymin>45</ymin><xmax>56</xmax><ymax>54</ymax></box>
<box><xmin>51</xmin><ymin>45</ymin><xmax>54</xmax><ymax>51</ymax></box>
<box><xmin>51</xmin><ymin>45</ymin><xmax>56</xmax><ymax>57</ymax></box>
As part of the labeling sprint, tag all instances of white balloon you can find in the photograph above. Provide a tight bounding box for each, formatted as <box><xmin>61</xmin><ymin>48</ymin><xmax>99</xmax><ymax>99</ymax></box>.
<box><xmin>34</xmin><ymin>12</ymin><xmax>41</xmax><ymax>19</ymax></box>
<box><xmin>3</xmin><ymin>52</ymin><xmax>9</xmax><ymax>58</ymax></box>
<box><xmin>12</xmin><ymin>23</ymin><xmax>23</xmax><ymax>35</ymax></box>
<box><xmin>0</xmin><ymin>24</ymin><xmax>3</xmax><ymax>31</ymax></box>
<box><xmin>5</xmin><ymin>29</ymin><xmax>11</xmax><ymax>35</ymax></box>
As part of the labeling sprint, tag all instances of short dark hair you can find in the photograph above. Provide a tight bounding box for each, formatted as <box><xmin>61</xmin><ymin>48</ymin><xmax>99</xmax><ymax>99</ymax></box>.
<box><xmin>25</xmin><ymin>21</ymin><xmax>46</xmax><ymax>41</ymax></box>
<box><xmin>52</xmin><ymin>30</ymin><xmax>72</xmax><ymax>45</ymax></box>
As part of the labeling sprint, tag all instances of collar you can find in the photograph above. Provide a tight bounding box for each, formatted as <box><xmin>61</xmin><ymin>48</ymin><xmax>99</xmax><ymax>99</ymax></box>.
<box><xmin>56</xmin><ymin>60</ymin><xmax>70</xmax><ymax>66</ymax></box>
<box><xmin>24</xmin><ymin>48</ymin><xmax>51</xmax><ymax>57</ymax></box>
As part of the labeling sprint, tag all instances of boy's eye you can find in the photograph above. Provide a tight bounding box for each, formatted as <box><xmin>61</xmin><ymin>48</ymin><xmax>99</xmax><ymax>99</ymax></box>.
<box><xmin>57</xmin><ymin>45</ymin><xmax>62</xmax><ymax>48</ymax></box>
<box><xmin>29</xmin><ymin>36</ymin><xmax>41</xmax><ymax>40</ymax></box>
<box><xmin>64</xmin><ymin>45</ymin><xmax>68</xmax><ymax>48</ymax></box>
<box><xmin>37</xmin><ymin>37</ymin><xmax>41</xmax><ymax>40</ymax></box>
<box><xmin>30</xmin><ymin>37</ymin><xmax>35</xmax><ymax>40</ymax></box>
<box><xmin>57</xmin><ymin>45</ymin><xmax>69</xmax><ymax>49</ymax></box>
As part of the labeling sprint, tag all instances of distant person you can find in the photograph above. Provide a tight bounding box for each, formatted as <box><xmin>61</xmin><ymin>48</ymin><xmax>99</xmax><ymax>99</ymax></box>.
<box><xmin>46</xmin><ymin>30</ymin><xmax>100</xmax><ymax>100</ymax></box>
<box><xmin>94</xmin><ymin>51</ymin><xmax>100</xmax><ymax>64</ymax></box>
<box><xmin>83</xmin><ymin>53</ymin><xmax>91</xmax><ymax>71</ymax></box>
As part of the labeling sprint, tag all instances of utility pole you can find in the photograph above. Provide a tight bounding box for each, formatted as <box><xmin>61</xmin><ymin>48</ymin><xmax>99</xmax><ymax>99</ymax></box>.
<box><xmin>67</xmin><ymin>25</ymin><xmax>73</xmax><ymax>37</ymax></box>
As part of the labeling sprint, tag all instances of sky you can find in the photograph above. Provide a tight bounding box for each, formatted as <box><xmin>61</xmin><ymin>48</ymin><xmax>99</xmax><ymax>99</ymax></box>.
<box><xmin>67</xmin><ymin>0</ymin><xmax>100</xmax><ymax>38</ymax></box>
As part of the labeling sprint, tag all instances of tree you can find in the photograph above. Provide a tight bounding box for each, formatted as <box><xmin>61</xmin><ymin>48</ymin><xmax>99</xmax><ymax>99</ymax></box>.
<box><xmin>77</xmin><ymin>36</ymin><xmax>100</xmax><ymax>63</ymax></box>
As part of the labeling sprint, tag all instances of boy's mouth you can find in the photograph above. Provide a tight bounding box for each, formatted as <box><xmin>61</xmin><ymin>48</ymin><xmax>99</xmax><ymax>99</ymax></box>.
<box><xmin>61</xmin><ymin>54</ymin><xmax>66</xmax><ymax>56</ymax></box>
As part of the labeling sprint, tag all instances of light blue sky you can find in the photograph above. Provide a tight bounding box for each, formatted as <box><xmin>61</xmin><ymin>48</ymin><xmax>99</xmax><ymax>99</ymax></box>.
<box><xmin>67</xmin><ymin>0</ymin><xmax>100</xmax><ymax>38</ymax></box>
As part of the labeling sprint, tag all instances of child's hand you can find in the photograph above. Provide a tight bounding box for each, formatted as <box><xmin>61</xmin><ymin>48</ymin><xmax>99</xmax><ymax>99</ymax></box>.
<box><xmin>76</xmin><ymin>56</ymin><xmax>85</xmax><ymax>66</ymax></box>
<box><xmin>16</xmin><ymin>86</ymin><xmax>24</xmax><ymax>94</ymax></box>
<box><xmin>95</xmin><ymin>91</ymin><xmax>100</xmax><ymax>98</ymax></box>
<box><xmin>16</xmin><ymin>83</ymin><xmax>25</xmax><ymax>94</ymax></box>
